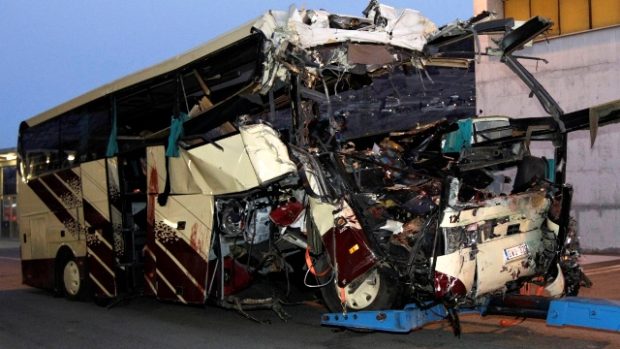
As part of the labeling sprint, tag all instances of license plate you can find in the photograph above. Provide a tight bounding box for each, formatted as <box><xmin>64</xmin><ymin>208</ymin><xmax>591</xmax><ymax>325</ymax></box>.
<box><xmin>503</xmin><ymin>243</ymin><xmax>529</xmax><ymax>262</ymax></box>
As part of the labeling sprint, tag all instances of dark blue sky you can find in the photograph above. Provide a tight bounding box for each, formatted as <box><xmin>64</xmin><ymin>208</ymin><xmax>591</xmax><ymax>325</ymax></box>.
<box><xmin>0</xmin><ymin>1</ymin><xmax>472</xmax><ymax>149</ymax></box>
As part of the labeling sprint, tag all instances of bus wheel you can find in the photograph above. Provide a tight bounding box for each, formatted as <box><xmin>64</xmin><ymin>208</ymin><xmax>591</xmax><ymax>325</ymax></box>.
<box><xmin>320</xmin><ymin>266</ymin><xmax>399</xmax><ymax>313</ymax></box>
<box><xmin>62</xmin><ymin>258</ymin><xmax>84</xmax><ymax>300</ymax></box>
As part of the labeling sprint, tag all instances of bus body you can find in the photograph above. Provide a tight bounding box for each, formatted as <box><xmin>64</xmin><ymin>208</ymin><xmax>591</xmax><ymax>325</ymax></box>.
<box><xmin>17</xmin><ymin>2</ymin><xmax>620</xmax><ymax>322</ymax></box>
<box><xmin>17</xmin><ymin>17</ymin><xmax>267</xmax><ymax>302</ymax></box>
<box><xmin>17</xmin><ymin>3</ymin><xmax>444</xmax><ymax>304</ymax></box>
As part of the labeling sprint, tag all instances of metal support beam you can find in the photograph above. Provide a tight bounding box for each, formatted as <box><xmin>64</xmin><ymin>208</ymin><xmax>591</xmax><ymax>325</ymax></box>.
<box><xmin>503</xmin><ymin>55</ymin><xmax>565</xmax><ymax>132</ymax></box>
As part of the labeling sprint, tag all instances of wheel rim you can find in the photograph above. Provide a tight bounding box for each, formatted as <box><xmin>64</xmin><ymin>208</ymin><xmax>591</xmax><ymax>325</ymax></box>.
<box><xmin>63</xmin><ymin>260</ymin><xmax>81</xmax><ymax>296</ymax></box>
<box><xmin>343</xmin><ymin>269</ymin><xmax>381</xmax><ymax>310</ymax></box>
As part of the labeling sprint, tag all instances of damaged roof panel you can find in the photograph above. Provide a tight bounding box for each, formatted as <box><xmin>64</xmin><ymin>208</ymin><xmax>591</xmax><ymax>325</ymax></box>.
<box><xmin>253</xmin><ymin>5</ymin><xmax>435</xmax><ymax>51</ymax></box>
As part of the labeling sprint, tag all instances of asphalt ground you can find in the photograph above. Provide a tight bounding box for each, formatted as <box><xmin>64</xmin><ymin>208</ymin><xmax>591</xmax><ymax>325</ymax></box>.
<box><xmin>1</xmin><ymin>241</ymin><xmax>619</xmax><ymax>348</ymax></box>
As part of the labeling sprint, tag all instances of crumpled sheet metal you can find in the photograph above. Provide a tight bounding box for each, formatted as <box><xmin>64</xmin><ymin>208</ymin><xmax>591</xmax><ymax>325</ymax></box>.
<box><xmin>252</xmin><ymin>3</ymin><xmax>437</xmax><ymax>93</ymax></box>
<box><xmin>239</xmin><ymin>123</ymin><xmax>297</xmax><ymax>185</ymax></box>
<box><xmin>254</xmin><ymin>4</ymin><xmax>436</xmax><ymax>51</ymax></box>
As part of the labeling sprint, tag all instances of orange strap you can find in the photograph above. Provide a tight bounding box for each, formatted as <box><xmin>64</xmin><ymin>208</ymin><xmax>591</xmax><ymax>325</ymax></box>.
<box><xmin>305</xmin><ymin>248</ymin><xmax>331</xmax><ymax>277</ymax></box>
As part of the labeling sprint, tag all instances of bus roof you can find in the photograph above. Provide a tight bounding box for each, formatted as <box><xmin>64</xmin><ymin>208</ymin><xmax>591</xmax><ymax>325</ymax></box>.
<box><xmin>24</xmin><ymin>18</ymin><xmax>257</xmax><ymax>128</ymax></box>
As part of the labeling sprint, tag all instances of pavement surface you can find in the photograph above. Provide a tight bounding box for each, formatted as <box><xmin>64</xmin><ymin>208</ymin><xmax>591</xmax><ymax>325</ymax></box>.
<box><xmin>1</xmin><ymin>240</ymin><xmax>619</xmax><ymax>348</ymax></box>
<box><xmin>0</xmin><ymin>238</ymin><xmax>19</xmax><ymax>249</ymax></box>
<box><xmin>581</xmin><ymin>254</ymin><xmax>620</xmax><ymax>265</ymax></box>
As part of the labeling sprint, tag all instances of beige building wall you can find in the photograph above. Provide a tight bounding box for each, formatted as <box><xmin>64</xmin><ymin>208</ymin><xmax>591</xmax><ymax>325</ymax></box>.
<box><xmin>474</xmin><ymin>0</ymin><xmax>620</xmax><ymax>251</ymax></box>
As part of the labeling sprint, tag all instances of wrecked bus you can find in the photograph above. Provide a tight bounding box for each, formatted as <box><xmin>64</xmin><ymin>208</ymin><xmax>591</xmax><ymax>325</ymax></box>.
<box><xmin>17</xmin><ymin>1</ymin><xmax>619</xmax><ymax>328</ymax></box>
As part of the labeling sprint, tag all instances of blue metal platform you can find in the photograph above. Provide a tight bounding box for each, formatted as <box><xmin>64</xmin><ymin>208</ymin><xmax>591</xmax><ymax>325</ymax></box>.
<box><xmin>547</xmin><ymin>297</ymin><xmax>620</xmax><ymax>332</ymax></box>
<box><xmin>322</xmin><ymin>297</ymin><xmax>620</xmax><ymax>333</ymax></box>
<box><xmin>321</xmin><ymin>303</ymin><xmax>448</xmax><ymax>333</ymax></box>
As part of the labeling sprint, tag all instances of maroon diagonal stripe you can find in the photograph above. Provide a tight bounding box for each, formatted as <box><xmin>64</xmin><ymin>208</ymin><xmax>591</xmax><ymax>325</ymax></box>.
<box><xmin>27</xmin><ymin>179</ymin><xmax>75</xmax><ymax>225</ymax></box>
<box><xmin>154</xmin><ymin>242</ymin><xmax>206</xmax><ymax>303</ymax></box>
<box><xmin>56</xmin><ymin>168</ymin><xmax>80</xmax><ymax>184</ymax></box>
<box><xmin>40</xmin><ymin>174</ymin><xmax>77</xmax><ymax>202</ymax></box>
<box><xmin>88</xmin><ymin>254</ymin><xmax>116</xmax><ymax>296</ymax></box>
<box><xmin>82</xmin><ymin>201</ymin><xmax>115</xmax><ymax>265</ymax></box>
<box><xmin>53</xmin><ymin>171</ymin><xmax>110</xmax><ymax>229</ymax></box>
<box><xmin>83</xmin><ymin>200</ymin><xmax>109</xmax><ymax>227</ymax></box>
<box><xmin>159</xmin><ymin>237</ymin><xmax>208</xmax><ymax>281</ymax></box>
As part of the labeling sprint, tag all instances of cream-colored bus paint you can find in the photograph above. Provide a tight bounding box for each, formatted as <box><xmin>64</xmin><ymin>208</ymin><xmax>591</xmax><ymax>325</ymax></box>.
<box><xmin>475</xmin><ymin>230</ymin><xmax>542</xmax><ymax>295</ymax></box>
<box><xmin>434</xmin><ymin>247</ymin><xmax>477</xmax><ymax>293</ymax></box>
<box><xmin>308</xmin><ymin>197</ymin><xmax>336</xmax><ymax>237</ymax></box>
<box><xmin>186</xmin><ymin>135</ymin><xmax>260</xmax><ymax>195</ymax></box>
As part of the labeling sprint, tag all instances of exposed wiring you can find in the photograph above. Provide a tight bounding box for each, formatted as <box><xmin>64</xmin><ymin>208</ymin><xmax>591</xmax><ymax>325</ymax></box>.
<box><xmin>305</xmin><ymin>248</ymin><xmax>331</xmax><ymax>277</ymax></box>
<box><xmin>303</xmin><ymin>267</ymin><xmax>334</xmax><ymax>288</ymax></box>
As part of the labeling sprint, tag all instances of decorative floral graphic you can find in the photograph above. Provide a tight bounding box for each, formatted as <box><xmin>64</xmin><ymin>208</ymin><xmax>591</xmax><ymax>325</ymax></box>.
<box><xmin>113</xmin><ymin>227</ymin><xmax>124</xmax><ymax>256</ymax></box>
<box><xmin>108</xmin><ymin>184</ymin><xmax>121</xmax><ymax>203</ymax></box>
<box><xmin>65</xmin><ymin>177</ymin><xmax>82</xmax><ymax>195</ymax></box>
<box><xmin>63</xmin><ymin>219</ymin><xmax>86</xmax><ymax>238</ymax></box>
<box><xmin>85</xmin><ymin>229</ymin><xmax>100</xmax><ymax>246</ymax></box>
<box><xmin>155</xmin><ymin>221</ymin><xmax>179</xmax><ymax>243</ymax></box>
<box><xmin>60</xmin><ymin>192</ymin><xmax>82</xmax><ymax>209</ymax></box>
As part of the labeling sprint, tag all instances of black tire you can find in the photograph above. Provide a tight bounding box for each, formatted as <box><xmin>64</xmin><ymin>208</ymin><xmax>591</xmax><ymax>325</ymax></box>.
<box><xmin>60</xmin><ymin>257</ymin><xmax>86</xmax><ymax>300</ymax></box>
<box><xmin>320</xmin><ymin>266</ymin><xmax>400</xmax><ymax>313</ymax></box>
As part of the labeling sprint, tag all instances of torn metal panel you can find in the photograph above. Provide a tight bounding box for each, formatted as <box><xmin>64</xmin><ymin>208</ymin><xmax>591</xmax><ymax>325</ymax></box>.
<box><xmin>475</xmin><ymin>230</ymin><xmax>541</xmax><ymax>296</ymax></box>
<box><xmin>252</xmin><ymin>4</ymin><xmax>436</xmax><ymax>93</ymax></box>
<box><xmin>148</xmin><ymin>145</ymin><xmax>202</xmax><ymax>195</ymax></box>
<box><xmin>185</xmin><ymin>134</ymin><xmax>261</xmax><ymax>195</ymax></box>
<box><xmin>589</xmin><ymin>99</ymin><xmax>620</xmax><ymax>147</ymax></box>
<box><xmin>498</xmin><ymin>16</ymin><xmax>552</xmax><ymax>56</ymax></box>
<box><xmin>434</xmin><ymin>247</ymin><xmax>476</xmax><ymax>293</ymax></box>
<box><xmin>239</xmin><ymin>124</ymin><xmax>297</xmax><ymax>185</ymax></box>
<box><xmin>439</xmin><ymin>191</ymin><xmax>549</xmax><ymax>296</ymax></box>
<box><xmin>254</xmin><ymin>5</ymin><xmax>435</xmax><ymax>51</ymax></box>
<box><xmin>308</xmin><ymin>196</ymin><xmax>337</xmax><ymax>237</ymax></box>
<box><xmin>440</xmin><ymin>191</ymin><xmax>550</xmax><ymax>229</ymax></box>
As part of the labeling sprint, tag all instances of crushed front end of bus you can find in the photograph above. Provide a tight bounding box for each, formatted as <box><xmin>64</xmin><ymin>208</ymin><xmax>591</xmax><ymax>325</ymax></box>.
<box><xmin>179</xmin><ymin>2</ymin><xmax>602</xmax><ymax>319</ymax></box>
